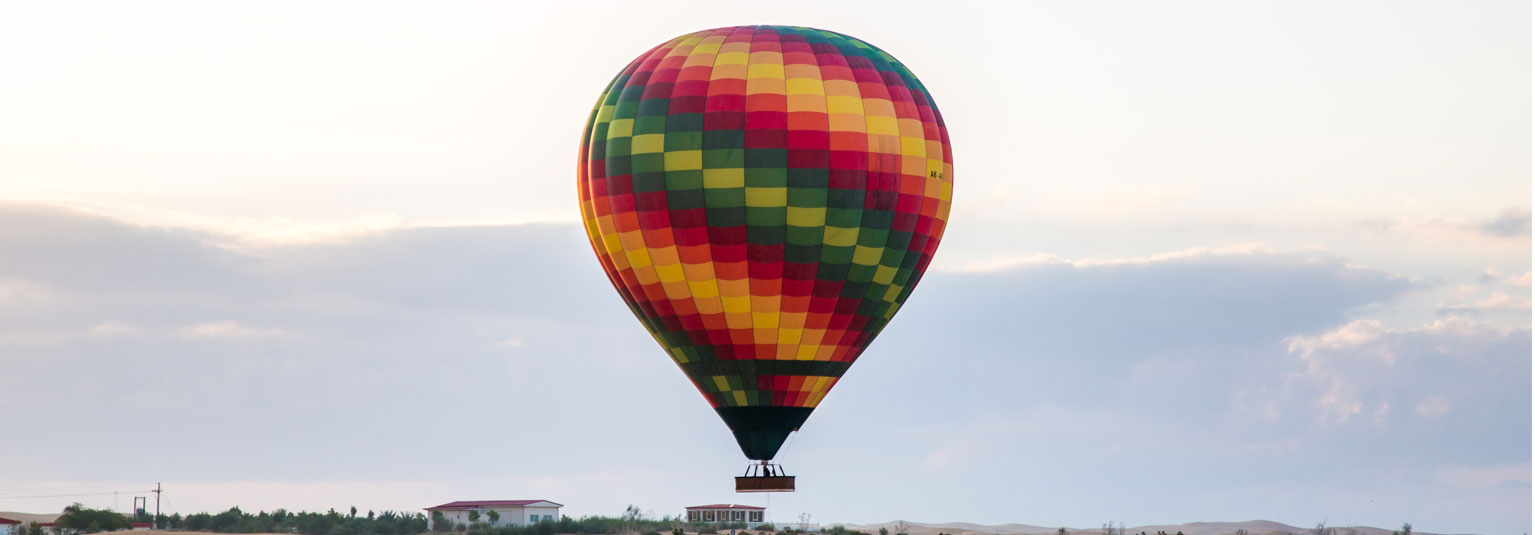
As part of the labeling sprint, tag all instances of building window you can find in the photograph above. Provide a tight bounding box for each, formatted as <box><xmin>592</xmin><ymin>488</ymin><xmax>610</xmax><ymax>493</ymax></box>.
<box><xmin>689</xmin><ymin>512</ymin><xmax>700</xmax><ymax>522</ymax></box>
<box><xmin>732</xmin><ymin>511</ymin><xmax>744</xmax><ymax>522</ymax></box>
<box><xmin>750</xmin><ymin>512</ymin><xmax>762</xmax><ymax>523</ymax></box>
<box><xmin>704</xmin><ymin>511</ymin><xmax>716</xmax><ymax>522</ymax></box>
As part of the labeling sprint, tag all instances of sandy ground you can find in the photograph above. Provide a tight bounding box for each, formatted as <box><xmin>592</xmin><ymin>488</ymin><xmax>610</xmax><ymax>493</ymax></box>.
<box><xmin>841</xmin><ymin>521</ymin><xmax>1433</xmax><ymax>535</ymax></box>
<box><xmin>50</xmin><ymin>522</ymin><xmax>1447</xmax><ymax>535</ymax></box>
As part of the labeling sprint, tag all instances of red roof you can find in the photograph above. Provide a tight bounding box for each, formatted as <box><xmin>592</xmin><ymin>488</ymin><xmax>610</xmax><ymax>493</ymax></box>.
<box><xmin>428</xmin><ymin>500</ymin><xmax>563</xmax><ymax>509</ymax></box>
<box><xmin>0</xmin><ymin>519</ymin><xmax>16</xmax><ymax>525</ymax></box>
<box><xmin>686</xmin><ymin>504</ymin><xmax>765</xmax><ymax>511</ymax></box>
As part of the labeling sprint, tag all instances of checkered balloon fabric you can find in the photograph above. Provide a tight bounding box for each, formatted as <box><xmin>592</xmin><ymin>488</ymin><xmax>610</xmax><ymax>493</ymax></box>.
<box><xmin>577</xmin><ymin>26</ymin><xmax>952</xmax><ymax>460</ymax></box>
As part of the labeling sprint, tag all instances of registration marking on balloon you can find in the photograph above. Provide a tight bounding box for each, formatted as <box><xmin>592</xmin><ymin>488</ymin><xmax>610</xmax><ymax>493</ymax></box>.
<box><xmin>578</xmin><ymin>26</ymin><xmax>951</xmax><ymax>464</ymax></box>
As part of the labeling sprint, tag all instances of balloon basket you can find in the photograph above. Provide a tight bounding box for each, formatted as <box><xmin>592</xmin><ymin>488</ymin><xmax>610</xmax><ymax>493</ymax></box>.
<box><xmin>736</xmin><ymin>461</ymin><xmax>795</xmax><ymax>492</ymax></box>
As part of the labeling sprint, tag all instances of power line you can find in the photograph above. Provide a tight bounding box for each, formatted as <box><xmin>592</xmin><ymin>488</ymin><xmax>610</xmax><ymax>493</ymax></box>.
<box><xmin>0</xmin><ymin>490</ymin><xmax>156</xmax><ymax>500</ymax></box>
<box><xmin>0</xmin><ymin>485</ymin><xmax>141</xmax><ymax>494</ymax></box>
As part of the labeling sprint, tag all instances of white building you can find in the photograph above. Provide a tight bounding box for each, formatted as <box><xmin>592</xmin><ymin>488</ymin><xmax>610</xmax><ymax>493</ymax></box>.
<box><xmin>684</xmin><ymin>505</ymin><xmax>765</xmax><ymax>529</ymax></box>
<box><xmin>424</xmin><ymin>500</ymin><xmax>562</xmax><ymax>530</ymax></box>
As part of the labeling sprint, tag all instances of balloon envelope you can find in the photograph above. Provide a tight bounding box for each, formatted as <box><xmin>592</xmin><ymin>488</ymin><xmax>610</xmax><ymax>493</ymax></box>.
<box><xmin>577</xmin><ymin>25</ymin><xmax>952</xmax><ymax>461</ymax></box>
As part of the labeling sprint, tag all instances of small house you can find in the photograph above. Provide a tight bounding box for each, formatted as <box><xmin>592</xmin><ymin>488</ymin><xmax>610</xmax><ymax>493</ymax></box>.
<box><xmin>684</xmin><ymin>505</ymin><xmax>765</xmax><ymax>529</ymax></box>
<box><xmin>424</xmin><ymin>500</ymin><xmax>562</xmax><ymax>530</ymax></box>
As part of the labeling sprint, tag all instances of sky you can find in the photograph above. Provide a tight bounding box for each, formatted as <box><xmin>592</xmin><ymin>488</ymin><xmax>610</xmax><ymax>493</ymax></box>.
<box><xmin>0</xmin><ymin>0</ymin><xmax>1529</xmax><ymax>534</ymax></box>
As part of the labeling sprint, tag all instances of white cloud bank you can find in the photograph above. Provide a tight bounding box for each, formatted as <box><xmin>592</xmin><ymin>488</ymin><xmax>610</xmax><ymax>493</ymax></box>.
<box><xmin>1285</xmin><ymin>317</ymin><xmax>1530</xmax><ymax>426</ymax></box>
<box><xmin>0</xmin><ymin>201</ymin><xmax>1526</xmax><ymax>534</ymax></box>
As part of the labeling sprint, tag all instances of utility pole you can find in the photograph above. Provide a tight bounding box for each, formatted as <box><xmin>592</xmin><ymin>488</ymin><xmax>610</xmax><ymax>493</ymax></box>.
<box><xmin>153</xmin><ymin>483</ymin><xmax>162</xmax><ymax>529</ymax></box>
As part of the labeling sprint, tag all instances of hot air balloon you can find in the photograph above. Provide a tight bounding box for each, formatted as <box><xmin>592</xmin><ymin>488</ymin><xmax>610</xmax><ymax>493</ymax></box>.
<box><xmin>576</xmin><ymin>25</ymin><xmax>952</xmax><ymax>492</ymax></box>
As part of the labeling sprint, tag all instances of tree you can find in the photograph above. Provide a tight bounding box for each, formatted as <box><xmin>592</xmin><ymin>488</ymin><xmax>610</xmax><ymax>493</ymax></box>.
<box><xmin>184</xmin><ymin>513</ymin><xmax>211</xmax><ymax>531</ymax></box>
<box><xmin>468</xmin><ymin>511</ymin><xmax>481</xmax><ymax>524</ymax></box>
<box><xmin>1058</xmin><ymin>529</ymin><xmax>1067</xmax><ymax>535</ymax></box>
<box><xmin>892</xmin><ymin>521</ymin><xmax>906</xmax><ymax>535</ymax></box>
<box><xmin>1312</xmin><ymin>521</ymin><xmax>1334</xmax><ymax>535</ymax></box>
<box><xmin>207</xmin><ymin>506</ymin><xmax>244</xmax><ymax>532</ymax></box>
<box><xmin>56</xmin><ymin>503</ymin><xmax>131</xmax><ymax>534</ymax></box>
<box><xmin>487</xmin><ymin>511</ymin><xmax>500</xmax><ymax>525</ymax></box>
<box><xmin>880</xmin><ymin>529</ymin><xmax>888</xmax><ymax>535</ymax></box>
<box><xmin>350</xmin><ymin>507</ymin><xmax>358</xmax><ymax>519</ymax></box>
<box><xmin>1102</xmin><ymin>523</ymin><xmax>1124</xmax><ymax>535</ymax></box>
<box><xmin>624</xmin><ymin>505</ymin><xmax>644</xmax><ymax>534</ymax></box>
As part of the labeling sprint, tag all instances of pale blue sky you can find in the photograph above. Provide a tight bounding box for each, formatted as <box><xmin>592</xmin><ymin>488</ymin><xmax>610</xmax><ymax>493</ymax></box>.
<box><xmin>0</xmin><ymin>1</ymin><xmax>1528</xmax><ymax>534</ymax></box>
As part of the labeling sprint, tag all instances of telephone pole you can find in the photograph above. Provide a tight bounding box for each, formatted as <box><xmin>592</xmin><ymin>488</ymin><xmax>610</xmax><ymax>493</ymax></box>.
<box><xmin>153</xmin><ymin>483</ymin><xmax>162</xmax><ymax>529</ymax></box>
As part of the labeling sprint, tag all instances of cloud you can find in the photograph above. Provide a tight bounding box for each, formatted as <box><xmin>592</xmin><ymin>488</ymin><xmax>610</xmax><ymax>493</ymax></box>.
<box><xmin>0</xmin><ymin>277</ymin><xmax>52</xmax><ymax>304</ymax></box>
<box><xmin>1435</xmin><ymin>463</ymin><xmax>1533</xmax><ymax>489</ymax></box>
<box><xmin>1478</xmin><ymin>207</ymin><xmax>1532</xmax><ymax>238</ymax></box>
<box><xmin>900</xmin><ymin>245</ymin><xmax>1412</xmax><ymax>366</ymax></box>
<box><xmin>0</xmin><ymin>201</ymin><xmax>251</xmax><ymax>296</ymax></box>
<box><xmin>0</xmin><ymin>201</ymin><xmax>1524</xmax><ymax>533</ymax></box>
<box><xmin>1358</xmin><ymin>206</ymin><xmax>1532</xmax><ymax>240</ymax></box>
<box><xmin>1478</xmin><ymin>267</ymin><xmax>1531</xmax><ymax>288</ymax></box>
<box><xmin>946</xmin><ymin>244</ymin><xmax>1273</xmax><ymax>273</ymax></box>
<box><xmin>0</xmin><ymin>196</ymin><xmax>424</xmax><ymax>248</ymax></box>
<box><xmin>178</xmin><ymin>320</ymin><xmax>290</xmax><ymax>340</ymax></box>
<box><xmin>0</xmin><ymin>201</ymin><xmax>683</xmax><ymax>490</ymax></box>
<box><xmin>1436</xmin><ymin>269</ymin><xmax>1533</xmax><ymax>317</ymax></box>
<box><xmin>812</xmin><ymin>243</ymin><xmax>1425</xmax><ymax>481</ymax></box>
<box><xmin>1287</xmin><ymin>319</ymin><xmax>1390</xmax><ymax>358</ymax></box>
<box><xmin>87</xmin><ymin>321</ymin><xmax>138</xmax><ymax>337</ymax></box>
<box><xmin>1415</xmin><ymin>396</ymin><xmax>1450</xmax><ymax>417</ymax></box>
<box><xmin>1436</xmin><ymin>291</ymin><xmax>1532</xmax><ymax>314</ymax></box>
<box><xmin>1281</xmin><ymin>316</ymin><xmax>1530</xmax><ymax>428</ymax></box>
<box><xmin>1507</xmin><ymin>271</ymin><xmax>1532</xmax><ymax>288</ymax></box>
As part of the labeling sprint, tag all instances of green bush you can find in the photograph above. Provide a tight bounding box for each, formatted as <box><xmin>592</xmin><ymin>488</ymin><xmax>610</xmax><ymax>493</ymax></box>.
<box><xmin>56</xmin><ymin>503</ymin><xmax>131</xmax><ymax>534</ymax></box>
<box><xmin>127</xmin><ymin>507</ymin><xmax>678</xmax><ymax>535</ymax></box>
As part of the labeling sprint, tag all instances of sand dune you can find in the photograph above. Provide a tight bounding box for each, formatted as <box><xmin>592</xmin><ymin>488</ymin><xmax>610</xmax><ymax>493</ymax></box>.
<box><xmin>0</xmin><ymin>512</ymin><xmax>60</xmax><ymax>525</ymax></box>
